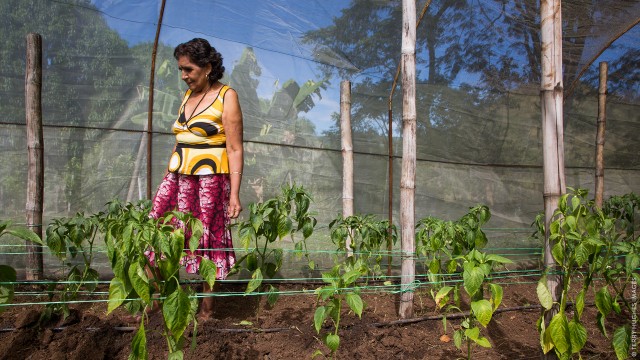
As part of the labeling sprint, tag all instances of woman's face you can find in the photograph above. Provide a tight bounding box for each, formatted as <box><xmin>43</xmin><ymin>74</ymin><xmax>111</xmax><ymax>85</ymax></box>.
<box><xmin>177</xmin><ymin>55</ymin><xmax>211</xmax><ymax>92</ymax></box>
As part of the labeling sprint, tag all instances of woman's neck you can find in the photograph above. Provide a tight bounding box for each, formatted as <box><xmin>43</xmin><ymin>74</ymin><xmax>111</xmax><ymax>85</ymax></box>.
<box><xmin>192</xmin><ymin>81</ymin><xmax>213</xmax><ymax>96</ymax></box>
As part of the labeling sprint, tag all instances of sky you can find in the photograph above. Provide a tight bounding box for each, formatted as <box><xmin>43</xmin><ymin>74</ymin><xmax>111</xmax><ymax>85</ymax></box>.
<box><xmin>90</xmin><ymin>0</ymin><xmax>351</xmax><ymax>134</ymax></box>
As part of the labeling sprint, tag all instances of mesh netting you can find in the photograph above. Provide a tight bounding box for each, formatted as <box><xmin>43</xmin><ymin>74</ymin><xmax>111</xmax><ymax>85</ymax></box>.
<box><xmin>0</xmin><ymin>0</ymin><xmax>638</xmax><ymax>277</ymax></box>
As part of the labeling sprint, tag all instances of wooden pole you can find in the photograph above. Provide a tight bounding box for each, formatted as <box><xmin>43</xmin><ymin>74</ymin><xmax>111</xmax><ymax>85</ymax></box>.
<box><xmin>540</xmin><ymin>1</ymin><xmax>565</xmax><ymax>357</ymax></box>
<box><xmin>25</xmin><ymin>33</ymin><xmax>44</xmax><ymax>280</ymax></box>
<box><xmin>340</xmin><ymin>80</ymin><xmax>354</xmax><ymax>255</ymax></box>
<box><xmin>398</xmin><ymin>0</ymin><xmax>417</xmax><ymax>319</ymax></box>
<box><xmin>340</xmin><ymin>80</ymin><xmax>354</xmax><ymax>218</ymax></box>
<box><xmin>594</xmin><ymin>62</ymin><xmax>607</xmax><ymax>208</ymax></box>
<box><xmin>146</xmin><ymin>0</ymin><xmax>166</xmax><ymax>199</ymax></box>
<box><xmin>387</xmin><ymin>0</ymin><xmax>431</xmax><ymax>276</ymax></box>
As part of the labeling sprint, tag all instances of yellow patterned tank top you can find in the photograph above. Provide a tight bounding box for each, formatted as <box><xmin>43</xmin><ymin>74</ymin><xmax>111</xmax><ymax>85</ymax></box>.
<box><xmin>167</xmin><ymin>85</ymin><xmax>231</xmax><ymax>175</ymax></box>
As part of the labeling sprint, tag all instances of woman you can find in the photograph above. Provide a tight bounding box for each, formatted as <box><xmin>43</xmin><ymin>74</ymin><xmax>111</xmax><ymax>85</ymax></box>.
<box><xmin>148</xmin><ymin>38</ymin><xmax>243</xmax><ymax>321</ymax></box>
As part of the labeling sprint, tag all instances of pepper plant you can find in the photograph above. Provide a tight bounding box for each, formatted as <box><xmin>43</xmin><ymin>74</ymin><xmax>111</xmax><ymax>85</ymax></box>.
<box><xmin>43</xmin><ymin>212</ymin><xmax>102</xmax><ymax>320</ymax></box>
<box><xmin>415</xmin><ymin>205</ymin><xmax>492</xmax><ymax>310</ymax></box>
<box><xmin>415</xmin><ymin>206</ymin><xmax>511</xmax><ymax>358</ymax></box>
<box><xmin>536</xmin><ymin>189</ymin><xmax>639</xmax><ymax>359</ymax></box>
<box><xmin>102</xmin><ymin>199</ymin><xmax>216</xmax><ymax>360</ymax></box>
<box><xmin>313</xmin><ymin>214</ymin><xmax>397</xmax><ymax>358</ymax></box>
<box><xmin>450</xmin><ymin>249</ymin><xmax>511</xmax><ymax>358</ymax></box>
<box><xmin>233</xmin><ymin>184</ymin><xmax>316</xmax><ymax>305</ymax></box>
<box><xmin>0</xmin><ymin>221</ymin><xmax>44</xmax><ymax>313</ymax></box>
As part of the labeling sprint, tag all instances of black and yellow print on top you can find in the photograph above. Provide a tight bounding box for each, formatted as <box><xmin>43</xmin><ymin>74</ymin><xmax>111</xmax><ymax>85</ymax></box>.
<box><xmin>168</xmin><ymin>85</ymin><xmax>231</xmax><ymax>175</ymax></box>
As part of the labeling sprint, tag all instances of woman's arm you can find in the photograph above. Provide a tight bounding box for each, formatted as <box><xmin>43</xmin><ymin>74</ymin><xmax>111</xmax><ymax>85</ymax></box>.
<box><xmin>222</xmin><ymin>88</ymin><xmax>244</xmax><ymax>219</ymax></box>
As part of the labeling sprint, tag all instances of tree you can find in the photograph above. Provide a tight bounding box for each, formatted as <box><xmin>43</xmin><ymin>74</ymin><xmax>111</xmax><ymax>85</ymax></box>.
<box><xmin>0</xmin><ymin>0</ymin><xmax>141</xmax><ymax>214</ymax></box>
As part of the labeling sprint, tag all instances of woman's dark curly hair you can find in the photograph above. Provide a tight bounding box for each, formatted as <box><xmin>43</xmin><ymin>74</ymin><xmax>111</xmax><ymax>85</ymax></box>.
<box><xmin>174</xmin><ymin>38</ymin><xmax>225</xmax><ymax>82</ymax></box>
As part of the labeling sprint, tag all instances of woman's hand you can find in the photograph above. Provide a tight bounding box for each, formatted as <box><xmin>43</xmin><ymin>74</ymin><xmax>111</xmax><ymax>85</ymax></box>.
<box><xmin>228</xmin><ymin>195</ymin><xmax>242</xmax><ymax>219</ymax></box>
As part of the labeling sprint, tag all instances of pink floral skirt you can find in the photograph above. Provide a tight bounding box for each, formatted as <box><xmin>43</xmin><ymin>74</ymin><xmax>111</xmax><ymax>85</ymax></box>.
<box><xmin>147</xmin><ymin>172</ymin><xmax>235</xmax><ymax>279</ymax></box>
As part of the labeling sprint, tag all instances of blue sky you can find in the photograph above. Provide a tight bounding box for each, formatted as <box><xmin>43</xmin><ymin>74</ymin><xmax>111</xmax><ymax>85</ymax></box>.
<box><xmin>90</xmin><ymin>0</ymin><xmax>351</xmax><ymax>133</ymax></box>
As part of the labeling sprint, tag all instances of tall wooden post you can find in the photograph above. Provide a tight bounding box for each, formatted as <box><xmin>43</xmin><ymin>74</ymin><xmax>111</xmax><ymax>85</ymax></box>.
<box><xmin>540</xmin><ymin>1</ymin><xmax>565</xmax><ymax>356</ymax></box>
<box><xmin>25</xmin><ymin>33</ymin><xmax>44</xmax><ymax>280</ymax></box>
<box><xmin>341</xmin><ymin>81</ymin><xmax>354</xmax><ymax>218</ymax></box>
<box><xmin>340</xmin><ymin>80</ymin><xmax>354</xmax><ymax>255</ymax></box>
<box><xmin>594</xmin><ymin>62</ymin><xmax>608</xmax><ymax>208</ymax></box>
<box><xmin>146</xmin><ymin>0</ymin><xmax>167</xmax><ymax>199</ymax></box>
<box><xmin>398</xmin><ymin>0</ymin><xmax>417</xmax><ymax>319</ymax></box>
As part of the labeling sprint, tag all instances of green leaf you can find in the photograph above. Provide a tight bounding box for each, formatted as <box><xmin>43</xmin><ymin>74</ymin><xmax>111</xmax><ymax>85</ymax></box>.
<box><xmin>316</xmin><ymin>286</ymin><xmax>336</xmax><ymax>301</ymax></box>
<box><xmin>167</xmin><ymin>350</ymin><xmax>184</xmax><ymax>360</ymax></box>
<box><xmin>428</xmin><ymin>258</ymin><xmax>440</xmax><ymax>275</ymax></box>
<box><xmin>277</xmin><ymin>216</ymin><xmax>293</xmax><ymax>239</ymax></box>
<box><xmin>463</xmin><ymin>266</ymin><xmax>484</xmax><ymax>297</ymax></box>
<box><xmin>540</xmin><ymin>318</ymin><xmax>554</xmax><ymax>354</ymax></box>
<box><xmin>596</xmin><ymin>312</ymin><xmax>607</xmax><ymax>338</ymax></box>
<box><xmin>162</xmin><ymin>286</ymin><xmax>191</xmax><ymax>340</ymax></box>
<box><xmin>0</xmin><ymin>265</ymin><xmax>17</xmax><ymax>311</ymax></box>
<box><xmin>575</xmin><ymin>289</ymin><xmax>585</xmax><ymax>320</ymax></box>
<box><xmin>453</xmin><ymin>329</ymin><xmax>463</xmax><ymax>350</ymax></box>
<box><xmin>246</xmin><ymin>268</ymin><xmax>263</xmax><ymax>294</ymax></box>
<box><xmin>548</xmin><ymin>312</ymin><xmax>570</xmax><ymax>355</ymax></box>
<box><xmin>465</xmin><ymin>326</ymin><xmax>480</xmax><ymax>341</ymax></box>
<box><xmin>612</xmin><ymin>325</ymin><xmax>630</xmax><ymax>360</ymax></box>
<box><xmin>342</xmin><ymin>269</ymin><xmax>361</xmax><ymax>286</ymax></box>
<box><xmin>551</xmin><ymin>242</ymin><xmax>564</xmax><ymax>266</ymax></box>
<box><xmin>595</xmin><ymin>286</ymin><xmax>612</xmax><ymax>317</ymax></box>
<box><xmin>128</xmin><ymin>321</ymin><xmax>148</xmax><ymax>360</ymax></box>
<box><xmin>537</xmin><ymin>277</ymin><xmax>554</xmax><ymax>310</ymax></box>
<box><xmin>266</xmin><ymin>284</ymin><xmax>279</xmax><ymax>306</ymax></box>
<box><xmin>6</xmin><ymin>227</ymin><xmax>44</xmax><ymax>245</ymax></box>
<box><xmin>189</xmin><ymin>219</ymin><xmax>204</xmax><ymax>251</ymax></box>
<box><xmin>314</xmin><ymin>306</ymin><xmax>326</xmax><ymax>333</ymax></box>
<box><xmin>474</xmin><ymin>336</ymin><xmax>492</xmax><ymax>348</ymax></box>
<box><xmin>325</xmin><ymin>334</ymin><xmax>340</xmax><ymax>352</ymax></box>
<box><xmin>471</xmin><ymin>300</ymin><xmax>493</xmax><ymax>327</ymax></box>
<box><xmin>574</xmin><ymin>244</ymin><xmax>590</xmax><ymax>267</ymax></box>
<box><xmin>199</xmin><ymin>258</ymin><xmax>217</xmax><ymax>289</ymax></box>
<box><xmin>568</xmin><ymin>320</ymin><xmax>587</xmax><ymax>354</ymax></box>
<box><xmin>128</xmin><ymin>262</ymin><xmax>151</xmax><ymax>304</ymax></box>
<box><xmin>107</xmin><ymin>277</ymin><xmax>129</xmax><ymax>314</ymax></box>
<box><xmin>345</xmin><ymin>293</ymin><xmax>364</xmax><ymax>318</ymax></box>
<box><xmin>485</xmin><ymin>254</ymin><xmax>512</xmax><ymax>264</ymax></box>
<box><xmin>489</xmin><ymin>283</ymin><xmax>503</xmax><ymax>311</ymax></box>
<box><xmin>625</xmin><ymin>253</ymin><xmax>639</xmax><ymax>275</ymax></box>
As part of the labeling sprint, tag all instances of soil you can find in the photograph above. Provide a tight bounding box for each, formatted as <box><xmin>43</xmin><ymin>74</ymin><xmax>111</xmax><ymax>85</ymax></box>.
<box><xmin>0</xmin><ymin>280</ymin><xmax>627</xmax><ymax>360</ymax></box>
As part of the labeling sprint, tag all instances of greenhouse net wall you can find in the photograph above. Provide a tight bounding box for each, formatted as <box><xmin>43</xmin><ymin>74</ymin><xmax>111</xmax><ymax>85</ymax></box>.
<box><xmin>0</xmin><ymin>0</ymin><xmax>638</xmax><ymax>278</ymax></box>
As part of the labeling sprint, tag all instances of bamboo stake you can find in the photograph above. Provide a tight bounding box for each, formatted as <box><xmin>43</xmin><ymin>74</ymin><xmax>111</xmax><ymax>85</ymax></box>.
<box><xmin>340</xmin><ymin>80</ymin><xmax>354</xmax><ymax>218</ymax></box>
<box><xmin>594</xmin><ymin>62</ymin><xmax>607</xmax><ymax>208</ymax></box>
<box><xmin>340</xmin><ymin>80</ymin><xmax>354</xmax><ymax>255</ymax></box>
<box><xmin>387</xmin><ymin>0</ymin><xmax>432</xmax><ymax>277</ymax></box>
<box><xmin>146</xmin><ymin>0</ymin><xmax>167</xmax><ymax>199</ymax></box>
<box><xmin>398</xmin><ymin>0</ymin><xmax>417</xmax><ymax>319</ymax></box>
<box><xmin>540</xmin><ymin>1</ymin><xmax>565</xmax><ymax>357</ymax></box>
<box><xmin>25</xmin><ymin>33</ymin><xmax>44</xmax><ymax>280</ymax></box>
